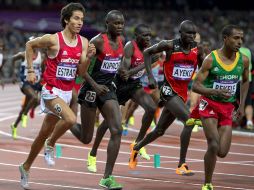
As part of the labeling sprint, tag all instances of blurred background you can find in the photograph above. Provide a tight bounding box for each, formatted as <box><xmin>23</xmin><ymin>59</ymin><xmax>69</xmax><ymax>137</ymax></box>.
<box><xmin>0</xmin><ymin>0</ymin><xmax>254</xmax><ymax>130</ymax></box>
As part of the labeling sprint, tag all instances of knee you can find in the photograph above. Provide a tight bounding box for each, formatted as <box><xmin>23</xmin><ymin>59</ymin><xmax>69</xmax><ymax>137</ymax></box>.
<box><xmin>65</xmin><ymin>115</ymin><xmax>77</xmax><ymax>127</ymax></box>
<box><xmin>110</xmin><ymin>124</ymin><xmax>123</xmax><ymax>136</ymax></box>
<box><xmin>208</xmin><ymin>140</ymin><xmax>219</xmax><ymax>154</ymax></box>
<box><xmin>81</xmin><ymin>135</ymin><xmax>93</xmax><ymax>144</ymax></box>
<box><xmin>217</xmin><ymin>152</ymin><xmax>227</xmax><ymax>158</ymax></box>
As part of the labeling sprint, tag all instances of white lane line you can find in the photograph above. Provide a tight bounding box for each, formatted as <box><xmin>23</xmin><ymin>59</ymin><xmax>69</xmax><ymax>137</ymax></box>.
<box><xmin>1</xmin><ymin>129</ymin><xmax>254</xmax><ymax>159</ymax></box>
<box><xmin>1</xmin><ymin>148</ymin><xmax>254</xmax><ymax>178</ymax></box>
<box><xmin>1</xmin><ymin>163</ymin><xmax>253</xmax><ymax>190</ymax></box>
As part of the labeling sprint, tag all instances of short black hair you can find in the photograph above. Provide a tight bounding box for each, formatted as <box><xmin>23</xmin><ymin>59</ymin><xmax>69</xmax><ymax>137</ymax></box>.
<box><xmin>60</xmin><ymin>3</ymin><xmax>85</xmax><ymax>28</ymax></box>
<box><xmin>105</xmin><ymin>10</ymin><xmax>123</xmax><ymax>22</ymax></box>
<box><xmin>221</xmin><ymin>25</ymin><xmax>242</xmax><ymax>39</ymax></box>
<box><xmin>134</xmin><ymin>24</ymin><xmax>150</xmax><ymax>35</ymax></box>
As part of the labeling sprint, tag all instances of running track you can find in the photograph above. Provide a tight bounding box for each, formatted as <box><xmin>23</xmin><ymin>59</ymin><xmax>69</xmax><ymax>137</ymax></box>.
<box><xmin>0</xmin><ymin>84</ymin><xmax>254</xmax><ymax>190</ymax></box>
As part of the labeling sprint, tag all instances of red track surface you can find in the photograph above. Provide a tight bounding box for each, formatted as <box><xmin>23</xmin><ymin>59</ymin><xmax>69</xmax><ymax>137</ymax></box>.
<box><xmin>0</xmin><ymin>84</ymin><xmax>254</xmax><ymax>190</ymax></box>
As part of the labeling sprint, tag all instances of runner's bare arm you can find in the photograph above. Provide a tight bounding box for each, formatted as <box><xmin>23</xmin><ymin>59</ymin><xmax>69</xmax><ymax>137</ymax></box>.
<box><xmin>78</xmin><ymin>37</ymin><xmax>96</xmax><ymax>76</ymax></box>
<box><xmin>192</xmin><ymin>54</ymin><xmax>231</xmax><ymax>98</ymax></box>
<box><xmin>239</xmin><ymin>55</ymin><xmax>250</xmax><ymax>106</ymax></box>
<box><xmin>25</xmin><ymin>34</ymin><xmax>56</xmax><ymax>84</ymax></box>
<box><xmin>118</xmin><ymin>41</ymin><xmax>133</xmax><ymax>80</ymax></box>
<box><xmin>144</xmin><ymin>40</ymin><xmax>172</xmax><ymax>88</ymax></box>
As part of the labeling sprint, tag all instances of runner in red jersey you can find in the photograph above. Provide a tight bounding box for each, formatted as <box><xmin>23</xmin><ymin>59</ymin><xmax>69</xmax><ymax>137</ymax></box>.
<box><xmin>70</xmin><ymin>10</ymin><xmax>125</xmax><ymax>189</ymax></box>
<box><xmin>18</xmin><ymin>3</ymin><xmax>96</xmax><ymax>189</ymax></box>
<box><xmin>85</xmin><ymin>24</ymin><xmax>157</xmax><ymax>171</ymax></box>
<box><xmin>129</xmin><ymin>20</ymin><xmax>205</xmax><ymax>175</ymax></box>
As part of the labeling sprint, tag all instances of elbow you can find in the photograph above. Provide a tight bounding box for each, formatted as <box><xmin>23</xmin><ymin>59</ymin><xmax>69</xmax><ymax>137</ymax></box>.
<box><xmin>25</xmin><ymin>41</ymin><xmax>33</xmax><ymax>51</ymax></box>
<box><xmin>144</xmin><ymin>49</ymin><xmax>152</xmax><ymax>57</ymax></box>
<box><xmin>191</xmin><ymin>82</ymin><xmax>198</xmax><ymax>93</ymax></box>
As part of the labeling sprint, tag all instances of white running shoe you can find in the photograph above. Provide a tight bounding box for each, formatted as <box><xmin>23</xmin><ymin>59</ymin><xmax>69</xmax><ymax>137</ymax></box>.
<box><xmin>44</xmin><ymin>139</ymin><xmax>55</xmax><ymax>167</ymax></box>
<box><xmin>19</xmin><ymin>164</ymin><xmax>29</xmax><ymax>189</ymax></box>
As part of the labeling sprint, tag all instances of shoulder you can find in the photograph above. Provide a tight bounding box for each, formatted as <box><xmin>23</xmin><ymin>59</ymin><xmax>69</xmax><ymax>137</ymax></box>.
<box><xmin>204</xmin><ymin>52</ymin><xmax>213</xmax><ymax>62</ymax></box>
<box><xmin>90</xmin><ymin>34</ymin><xmax>103</xmax><ymax>48</ymax></box>
<box><xmin>124</xmin><ymin>41</ymin><xmax>134</xmax><ymax>49</ymax></box>
<box><xmin>242</xmin><ymin>54</ymin><xmax>250</xmax><ymax>65</ymax></box>
<box><xmin>80</xmin><ymin>36</ymin><xmax>89</xmax><ymax>47</ymax></box>
<box><xmin>38</xmin><ymin>33</ymin><xmax>58</xmax><ymax>46</ymax></box>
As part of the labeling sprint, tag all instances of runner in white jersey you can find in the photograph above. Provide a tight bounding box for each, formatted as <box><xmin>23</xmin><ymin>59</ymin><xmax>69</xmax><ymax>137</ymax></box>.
<box><xmin>10</xmin><ymin>39</ymin><xmax>45</xmax><ymax>139</ymax></box>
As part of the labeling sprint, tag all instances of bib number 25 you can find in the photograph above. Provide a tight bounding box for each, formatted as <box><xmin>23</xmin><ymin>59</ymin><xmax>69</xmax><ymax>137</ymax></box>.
<box><xmin>85</xmin><ymin>91</ymin><xmax>96</xmax><ymax>102</ymax></box>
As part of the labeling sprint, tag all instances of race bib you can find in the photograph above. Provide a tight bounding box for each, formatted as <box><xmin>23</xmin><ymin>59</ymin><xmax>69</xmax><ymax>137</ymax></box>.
<box><xmin>100</xmin><ymin>57</ymin><xmax>121</xmax><ymax>74</ymax></box>
<box><xmin>56</xmin><ymin>63</ymin><xmax>77</xmax><ymax>81</ymax></box>
<box><xmin>172</xmin><ymin>64</ymin><xmax>194</xmax><ymax>80</ymax></box>
<box><xmin>199</xmin><ymin>99</ymin><xmax>208</xmax><ymax>111</ymax></box>
<box><xmin>85</xmin><ymin>91</ymin><xmax>96</xmax><ymax>102</ymax></box>
<box><xmin>213</xmin><ymin>80</ymin><xmax>238</xmax><ymax>95</ymax></box>
<box><xmin>162</xmin><ymin>85</ymin><xmax>173</xmax><ymax>96</ymax></box>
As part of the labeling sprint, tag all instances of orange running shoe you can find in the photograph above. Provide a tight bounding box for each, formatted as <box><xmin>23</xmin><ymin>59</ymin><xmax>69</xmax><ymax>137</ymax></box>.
<box><xmin>176</xmin><ymin>163</ymin><xmax>194</xmax><ymax>176</ymax></box>
<box><xmin>129</xmin><ymin>143</ymin><xmax>138</xmax><ymax>169</ymax></box>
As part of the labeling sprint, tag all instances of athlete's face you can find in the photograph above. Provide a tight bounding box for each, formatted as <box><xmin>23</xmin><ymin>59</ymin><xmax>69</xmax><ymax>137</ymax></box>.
<box><xmin>225</xmin><ymin>29</ymin><xmax>244</xmax><ymax>52</ymax></box>
<box><xmin>136</xmin><ymin>27</ymin><xmax>152</xmax><ymax>48</ymax></box>
<box><xmin>66</xmin><ymin>10</ymin><xmax>84</xmax><ymax>34</ymax></box>
<box><xmin>180</xmin><ymin>24</ymin><xmax>197</xmax><ymax>44</ymax></box>
<box><xmin>107</xmin><ymin>14</ymin><xmax>125</xmax><ymax>36</ymax></box>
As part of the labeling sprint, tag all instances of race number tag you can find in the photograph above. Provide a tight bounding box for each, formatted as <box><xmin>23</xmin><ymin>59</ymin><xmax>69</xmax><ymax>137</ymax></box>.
<box><xmin>172</xmin><ymin>64</ymin><xmax>194</xmax><ymax>80</ymax></box>
<box><xmin>56</xmin><ymin>63</ymin><xmax>77</xmax><ymax>81</ymax></box>
<box><xmin>199</xmin><ymin>99</ymin><xmax>208</xmax><ymax>111</ymax></box>
<box><xmin>100</xmin><ymin>57</ymin><xmax>121</xmax><ymax>74</ymax></box>
<box><xmin>162</xmin><ymin>85</ymin><xmax>172</xmax><ymax>96</ymax></box>
<box><xmin>213</xmin><ymin>80</ymin><xmax>237</xmax><ymax>95</ymax></box>
<box><xmin>85</xmin><ymin>91</ymin><xmax>96</xmax><ymax>102</ymax></box>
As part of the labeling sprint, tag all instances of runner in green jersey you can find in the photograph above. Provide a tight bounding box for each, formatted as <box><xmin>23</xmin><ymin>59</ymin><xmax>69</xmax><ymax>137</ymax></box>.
<box><xmin>192</xmin><ymin>25</ymin><xmax>249</xmax><ymax>190</ymax></box>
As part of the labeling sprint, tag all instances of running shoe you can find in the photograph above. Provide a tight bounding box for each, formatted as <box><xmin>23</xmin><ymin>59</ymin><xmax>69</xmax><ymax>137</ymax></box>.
<box><xmin>11</xmin><ymin>123</ymin><xmax>17</xmax><ymax>140</ymax></box>
<box><xmin>87</xmin><ymin>152</ymin><xmax>97</xmax><ymax>173</ymax></box>
<box><xmin>202</xmin><ymin>183</ymin><xmax>213</xmax><ymax>190</ymax></box>
<box><xmin>139</xmin><ymin>147</ymin><xmax>150</xmax><ymax>160</ymax></box>
<box><xmin>44</xmin><ymin>139</ymin><xmax>55</xmax><ymax>167</ymax></box>
<box><xmin>99</xmin><ymin>175</ymin><xmax>123</xmax><ymax>189</ymax></box>
<box><xmin>129</xmin><ymin>143</ymin><xmax>138</xmax><ymax>169</ymax></box>
<box><xmin>129</xmin><ymin>116</ymin><xmax>135</xmax><ymax>126</ymax></box>
<box><xmin>19</xmin><ymin>164</ymin><xmax>29</xmax><ymax>189</ymax></box>
<box><xmin>176</xmin><ymin>163</ymin><xmax>194</xmax><ymax>176</ymax></box>
<box><xmin>246</xmin><ymin>120</ymin><xmax>254</xmax><ymax>130</ymax></box>
<box><xmin>186</xmin><ymin>118</ymin><xmax>202</xmax><ymax>127</ymax></box>
<box><xmin>21</xmin><ymin>114</ymin><xmax>28</xmax><ymax>128</ymax></box>
<box><xmin>192</xmin><ymin>124</ymin><xmax>199</xmax><ymax>132</ymax></box>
